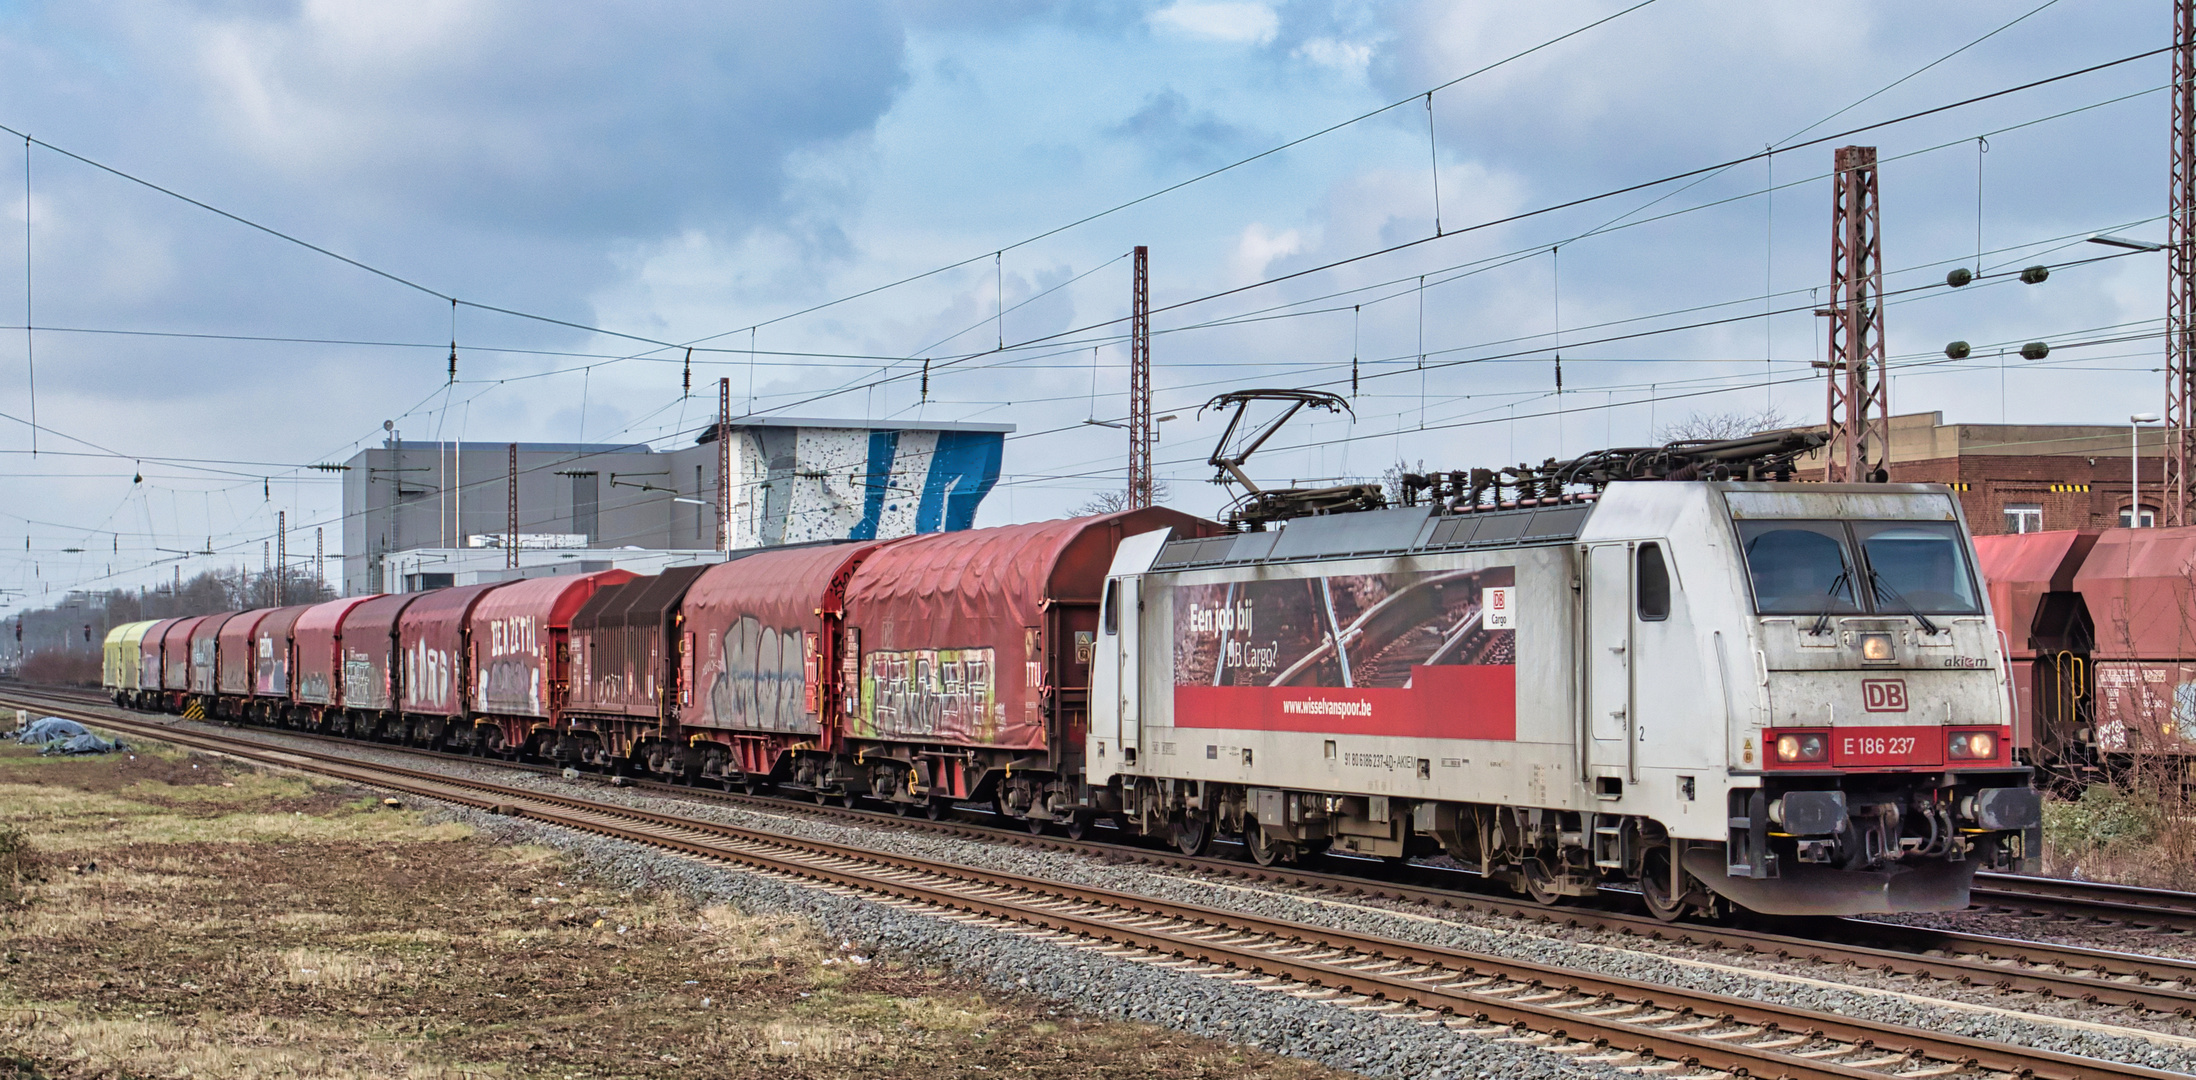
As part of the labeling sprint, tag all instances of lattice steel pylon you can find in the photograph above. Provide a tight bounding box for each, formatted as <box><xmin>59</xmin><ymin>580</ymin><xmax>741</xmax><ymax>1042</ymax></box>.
<box><xmin>505</xmin><ymin>443</ymin><xmax>519</xmax><ymax>569</ymax></box>
<box><xmin>1822</xmin><ymin>146</ymin><xmax>1888</xmax><ymax>483</ymax></box>
<box><xmin>1129</xmin><ymin>245</ymin><xmax>1153</xmax><ymax>509</ymax></box>
<box><xmin>718</xmin><ymin>377</ymin><xmax>734</xmax><ymax>551</ymax></box>
<box><xmin>2168</xmin><ymin>0</ymin><xmax>2196</xmax><ymax>524</ymax></box>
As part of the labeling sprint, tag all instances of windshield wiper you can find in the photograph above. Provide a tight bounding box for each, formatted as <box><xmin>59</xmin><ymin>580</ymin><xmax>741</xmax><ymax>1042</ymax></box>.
<box><xmin>1869</xmin><ymin>570</ymin><xmax>1940</xmax><ymax>635</ymax></box>
<box><xmin>1810</xmin><ymin>568</ymin><xmax>1852</xmax><ymax>637</ymax></box>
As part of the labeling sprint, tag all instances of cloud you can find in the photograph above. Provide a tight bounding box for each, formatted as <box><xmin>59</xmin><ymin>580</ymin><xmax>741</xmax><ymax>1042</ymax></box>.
<box><xmin>1295</xmin><ymin>36</ymin><xmax>1373</xmax><ymax>74</ymax></box>
<box><xmin>1108</xmin><ymin>87</ymin><xmax>1249</xmax><ymax>167</ymax></box>
<box><xmin>1149</xmin><ymin>1</ymin><xmax>1277</xmax><ymax>46</ymax></box>
<box><xmin>1230</xmin><ymin>222</ymin><xmax>1303</xmax><ymax>284</ymax></box>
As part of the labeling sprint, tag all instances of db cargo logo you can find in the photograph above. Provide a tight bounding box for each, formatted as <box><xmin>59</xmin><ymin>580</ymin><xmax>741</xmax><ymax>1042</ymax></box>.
<box><xmin>1862</xmin><ymin>678</ymin><xmax>1908</xmax><ymax>713</ymax></box>
<box><xmin>1482</xmin><ymin>586</ymin><xmax>1515</xmax><ymax>630</ymax></box>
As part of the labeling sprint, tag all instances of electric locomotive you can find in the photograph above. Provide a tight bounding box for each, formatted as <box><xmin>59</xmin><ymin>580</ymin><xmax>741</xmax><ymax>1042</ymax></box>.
<box><xmin>1088</xmin><ymin>415</ymin><xmax>2039</xmax><ymax>920</ymax></box>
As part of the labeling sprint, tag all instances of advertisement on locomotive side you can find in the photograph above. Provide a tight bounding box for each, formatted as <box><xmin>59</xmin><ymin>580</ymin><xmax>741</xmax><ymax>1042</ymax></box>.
<box><xmin>1168</xmin><ymin>564</ymin><xmax>1518</xmax><ymax>740</ymax></box>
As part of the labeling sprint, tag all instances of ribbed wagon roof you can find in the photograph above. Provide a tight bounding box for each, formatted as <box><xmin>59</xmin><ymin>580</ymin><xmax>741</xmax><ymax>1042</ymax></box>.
<box><xmin>1973</xmin><ymin>530</ymin><xmax>2099</xmax><ymax>660</ymax></box>
<box><xmin>2070</xmin><ymin>526</ymin><xmax>2196</xmax><ymax>660</ymax></box>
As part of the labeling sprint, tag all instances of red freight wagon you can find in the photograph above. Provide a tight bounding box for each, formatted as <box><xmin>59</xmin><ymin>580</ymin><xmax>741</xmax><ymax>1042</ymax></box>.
<box><xmin>837</xmin><ymin>509</ymin><xmax>1217</xmax><ymax>813</ymax></box>
<box><xmin>136</xmin><ymin>617</ymin><xmax>181</xmax><ymax>704</ymax></box>
<box><xmin>187</xmin><ymin>612</ymin><xmax>238</xmax><ymax>696</ymax></box>
<box><xmin>337</xmin><ymin>593</ymin><xmax>419</xmax><ymax>726</ymax></box>
<box><xmin>215</xmin><ymin>608</ymin><xmax>274</xmax><ymax>706</ymax></box>
<box><xmin>565</xmin><ymin>564</ymin><xmax>713</xmax><ymax>772</ymax></box>
<box><xmin>396</xmin><ymin>583</ymin><xmax>509</xmax><ymax>745</ymax></box>
<box><xmin>678</xmin><ymin>543</ymin><xmax>879</xmax><ymax>786</ymax></box>
<box><xmin>2070</xmin><ymin>527</ymin><xmax>2196</xmax><ymax>661</ymax></box>
<box><xmin>252</xmin><ymin>605</ymin><xmax>313</xmax><ymax>699</ymax></box>
<box><xmin>1973</xmin><ymin>529</ymin><xmax>2100</xmax><ymax>762</ymax></box>
<box><xmin>2070</xmin><ymin>526</ymin><xmax>2196</xmax><ymax>756</ymax></box>
<box><xmin>292</xmin><ymin>597</ymin><xmax>376</xmax><ymax>709</ymax></box>
<box><xmin>467</xmin><ymin>570</ymin><xmax>633</xmax><ymax>757</ymax></box>
<box><xmin>161</xmin><ymin>616</ymin><xmax>207</xmax><ymax>695</ymax></box>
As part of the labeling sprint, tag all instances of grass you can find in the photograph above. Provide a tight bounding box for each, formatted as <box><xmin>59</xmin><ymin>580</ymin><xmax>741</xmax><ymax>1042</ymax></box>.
<box><xmin>0</xmin><ymin>739</ymin><xmax>1357</xmax><ymax>1080</ymax></box>
<box><xmin>2040</xmin><ymin>779</ymin><xmax>2196</xmax><ymax>890</ymax></box>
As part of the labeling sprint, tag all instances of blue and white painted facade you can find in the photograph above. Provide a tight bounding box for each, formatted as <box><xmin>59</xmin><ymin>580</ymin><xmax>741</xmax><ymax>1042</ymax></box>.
<box><xmin>722</xmin><ymin>420</ymin><xmax>1006</xmax><ymax>549</ymax></box>
<box><xmin>341</xmin><ymin>418</ymin><xmax>1010</xmax><ymax>594</ymax></box>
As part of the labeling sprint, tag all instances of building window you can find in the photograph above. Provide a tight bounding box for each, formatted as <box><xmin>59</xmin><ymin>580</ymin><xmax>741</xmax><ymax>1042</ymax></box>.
<box><xmin>2120</xmin><ymin>505</ymin><xmax>2157</xmax><ymax>528</ymax></box>
<box><xmin>2003</xmin><ymin>503</ymin><xmax>2043</xmax><ymax>534</ymax></box>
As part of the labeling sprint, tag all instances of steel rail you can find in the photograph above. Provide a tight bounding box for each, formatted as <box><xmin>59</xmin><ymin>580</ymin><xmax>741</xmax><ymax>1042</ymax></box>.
<box><xmin>1972</xmin><ymin>873</ymin><xmax>2196</xmax><ymax>932</ymax></box>
<box><xmin>11</xmin><ymin>697</ymin><xmax>2186</xmax><ymax>1080</ymax></box>
<box><xmin>17</xmin><ymin>687</ymin><xmax>2196</xmax><ymax>1016</ymax></box>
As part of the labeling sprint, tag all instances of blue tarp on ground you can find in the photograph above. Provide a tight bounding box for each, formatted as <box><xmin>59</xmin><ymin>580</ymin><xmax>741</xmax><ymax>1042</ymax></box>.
<box><xmin>42</xmin><ymin>731</ymin><xmax>125</xmax><ymax>755</ymax></box>
<box><xmin>14</xmin><ymin>716</ymin><xmax>88</xmax><ymax>744</ymax></box>
<box><xmin>13</xmin><ymin>716</ymin><xmax>126</xmax><ymax>754</ymax></box>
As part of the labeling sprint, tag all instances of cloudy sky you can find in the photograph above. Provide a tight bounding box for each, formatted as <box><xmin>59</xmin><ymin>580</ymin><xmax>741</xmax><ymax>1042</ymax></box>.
<box><xmin>0</xmin><ymin>0</ymin><xmax>2169</xmax><ymax>608</ymax></box>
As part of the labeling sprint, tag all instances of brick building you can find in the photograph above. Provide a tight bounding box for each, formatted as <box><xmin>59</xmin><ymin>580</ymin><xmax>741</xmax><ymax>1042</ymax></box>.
<box><xmin>1788</xmin><ymin>412</ymin><xmax>2168</xmax><ymax>537</ymax></box>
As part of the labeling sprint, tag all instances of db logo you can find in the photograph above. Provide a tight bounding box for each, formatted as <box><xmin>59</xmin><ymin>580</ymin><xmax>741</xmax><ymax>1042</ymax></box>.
<box><xmin>1862</xmin><ymin>678</ymin><xmax>1908</xmax><ymax>713</ymax></box>
<box><xmin>1483</xmin><ymin>586</ymin><xmax>1515</xmax><ymax>630</ymax></box>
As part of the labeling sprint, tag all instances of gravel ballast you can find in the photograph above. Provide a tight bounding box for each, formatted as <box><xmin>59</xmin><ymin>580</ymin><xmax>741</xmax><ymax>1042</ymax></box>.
<box><xmin>436</xmin><ymin>802</ymin><xmax>1624</xmax><ymax>1080</ymax></box>
<box><xmin>113</xmin><ymin>712</ymin><xmax>2196</xmax><ymax>1075</ymax></box>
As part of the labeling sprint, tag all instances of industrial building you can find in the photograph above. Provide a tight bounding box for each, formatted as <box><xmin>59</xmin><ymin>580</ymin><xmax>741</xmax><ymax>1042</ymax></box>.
<box><xmin>1792</xmin><ymin>411</ymin><xmax>2169</xmax><ymax>535</ymax></box>
<box><xmin>340</xmin><ymin>417</ymin><xmax>1010</xmax><ymax>594</ymax></box>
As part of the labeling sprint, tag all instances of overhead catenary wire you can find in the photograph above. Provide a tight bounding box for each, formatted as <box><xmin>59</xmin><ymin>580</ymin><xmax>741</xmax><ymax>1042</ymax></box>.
<box><xmin>722</xmin><ymin>49</ymin><xmax>2175</xmax><ymax>427</ymax></box>
<box><xmin>0</xmin><ymin>27</ymin><xmax>2169</xmax><ymax>597</ymax></box>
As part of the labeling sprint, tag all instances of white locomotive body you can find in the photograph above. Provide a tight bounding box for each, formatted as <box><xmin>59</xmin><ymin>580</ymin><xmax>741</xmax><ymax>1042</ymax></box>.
<box><xmin>1088</xmin><ymin>480</ymin><xmax>2039</xmax><ymax>919</ymax></box>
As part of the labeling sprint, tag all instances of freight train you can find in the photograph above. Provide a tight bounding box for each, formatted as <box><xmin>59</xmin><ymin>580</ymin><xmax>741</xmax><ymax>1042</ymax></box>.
<box><xmin>100</xmin><ymin>437</ymin><xmax>2038</xmax><ymax>921</ymax></box>
<box><xmin>1977</xmin><ymin>525</ymin><xmax>2196</xmax><ymax>784</ymax></box>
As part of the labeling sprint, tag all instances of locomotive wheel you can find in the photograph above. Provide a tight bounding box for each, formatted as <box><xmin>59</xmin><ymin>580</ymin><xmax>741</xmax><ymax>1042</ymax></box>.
<box><xmin>1173</xmin><ymin>813</ymin><xmax>1212</xmax><ymax>857</ymax></box>
<box><xmin>1521</xmin><ymin>856</ymin><xmax>1567</xmax><ymax>906</ymax></box>
<box><xmin>1639</xmin><ymin>844</ymin><xmax>1688</xmax><ymax>923</ymax></box>
<box><xmin>1243</xmin><ymin>819</ymin><xmax>1286</xmax><ymax>867</ymax></box>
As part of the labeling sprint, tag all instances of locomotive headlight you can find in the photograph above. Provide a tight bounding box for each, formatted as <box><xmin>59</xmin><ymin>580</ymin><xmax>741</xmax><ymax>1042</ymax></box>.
<box><xmin>1859</xmin><ymin>633</ymin><xmax>1896</xmax><ymax>662</ymax></box>
<box><xmin>1775</xmin><ymin>732</ymin><xmax>1828</xmax><ymax>764</ymax></box>
<box><xmin>1948</xmin><ymin>730</ymin><xmax>1997</xmax><ymax>760</ymax></box>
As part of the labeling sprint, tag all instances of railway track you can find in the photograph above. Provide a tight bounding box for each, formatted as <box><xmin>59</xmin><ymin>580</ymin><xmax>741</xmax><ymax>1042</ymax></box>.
<box><xmin>1970</xmin><ymin>873</ymin><xmax>2196</xmax><ymax>933</ymax></box>
<box><xmin>7</xmin><ymin>692</ymin><xmax>2194</xmax><ymax>1080</ymax></box>
<box><xmin>10</xmin><ymin>694</ymin><xmax>2188</xmax><ymax>1080</ymax></box>
<box><xmin>16</xmin><ymin>685</ymin><xmax>2196</xmax><ymax>1019</ymax></box>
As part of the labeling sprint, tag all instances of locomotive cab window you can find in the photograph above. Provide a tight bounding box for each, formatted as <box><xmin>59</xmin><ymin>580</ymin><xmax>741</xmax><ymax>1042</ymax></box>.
<box><xmin>1854</xmin><ymin>521</ymin><xmax>1981</xmax><ymax>614</ymax></box>
<box><xmin>1736</xmin><ymin>521</ymin><xmax>1861</xmax><ymax>615</ymax></box>
<box><xmin>1102</xmin><ymin>579</ymin><xmax>1120</xmax><ymax>636</ymax></box>
<box><xmin>1636</xmin><ymin>543</ymin><xmax>1670</xmax><ymax>621</ymax></box>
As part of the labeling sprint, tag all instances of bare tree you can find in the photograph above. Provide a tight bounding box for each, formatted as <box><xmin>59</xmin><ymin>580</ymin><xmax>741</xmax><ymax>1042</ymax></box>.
<box><xmin>1381</xmin><ymin>459</ymin><xmax>1427</xmax><ymax>499</ymax></box>
<box><xmin>1655</xmin><ymin>407</ymin><xmax>1794</xmax><ymax>444</ymax></box>
<box><xmin>1071</xmin><ymin>480</ymin><xmax>1172</xmax><ymax>517</ymax></box>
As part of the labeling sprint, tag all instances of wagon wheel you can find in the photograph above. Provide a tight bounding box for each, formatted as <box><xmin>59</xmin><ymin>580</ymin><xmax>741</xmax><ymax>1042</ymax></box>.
<box><xmin>1024</xmin><ymin>814</ymin><xmax>1048</xmax><ymax>837</ymax></box>
<box><xmin>925</xmin><ymin>797</ymin><xmax>950</xmax><ymax>821</ymax></box>
<box><xmin>740</xmin><ymin>775</ymin><xmax>763</xmax><ymax>796</ymax></box>
<box><xmin>840</xmin><ymin>789</ymin><xmax>860</xmax><ymax>810</ymax></box>
<box><xmin>1063</xmin><ymin>810</ymin><xmax>1095</xmax><ymax>841</ymax></box>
